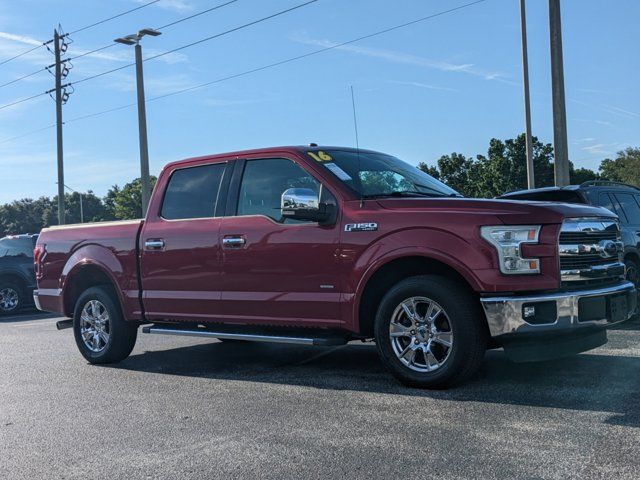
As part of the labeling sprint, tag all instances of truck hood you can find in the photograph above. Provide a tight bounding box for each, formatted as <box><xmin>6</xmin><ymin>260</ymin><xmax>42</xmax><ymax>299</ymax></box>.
<box><xmin>375</xmin><ymin>197</ymin><xmax>617</xmax><ymax>225</ymax></box>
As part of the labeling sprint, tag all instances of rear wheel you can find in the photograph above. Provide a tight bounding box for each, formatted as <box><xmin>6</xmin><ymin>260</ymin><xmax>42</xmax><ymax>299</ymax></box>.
<box><xmin>73</xmin><ymin>286</ymin><xmax>138</xmax><ymax>364</ymax></box>
<box><xmin>374</xmin><ymin>275</ymin><xmax>487</xmax><ymax>389</ymax></box>
<box><xmin>0</xmin><ymin>281</ymin><xmax>24</xmax><ymax>315</ymax></box>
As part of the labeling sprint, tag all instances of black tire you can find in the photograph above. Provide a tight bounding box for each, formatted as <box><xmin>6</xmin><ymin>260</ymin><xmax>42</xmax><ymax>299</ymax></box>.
<box><xmin>0</xmin><ymin>280</ymin><xmax>24</xmax><ymax>315</ymax></box>
<box><xmin>374</xmin><ymin>275</ymin><xmax>487</xmax><ymax>389</ymax></box>
<box><xmin>625</xmin><ymin>258</ymin><xmax>639</xmax><ymax>287</ymax></box>
<box><xmin>73</xmin><ymin>286</ymin><xmax>138</xmax><ymax>364</ymax></box>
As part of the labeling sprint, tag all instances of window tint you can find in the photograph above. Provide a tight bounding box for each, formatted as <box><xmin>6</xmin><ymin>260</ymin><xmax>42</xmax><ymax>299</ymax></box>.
<box><xmin>597</xmin><ymin>193</ymin><xmax>624</xmax><ymax>220</ymax></box>
<box><xmin>161</xmin><ymin>163</ymin><xmax>225</xmax><ymax>220</ymax></box>
<box><xmin>0</xmin><ymin>237</ymin><xmax>34</xmax><ymax>258</ymax></box>
<box><xmin>238</xmin><ymin>158</ymin><xmax>323</xmax><ymax>223</ymax></box>
<box><xmin>614</xmin><ymin>193</ymin><xmax>640</xmax><ymax>224</ymax></box>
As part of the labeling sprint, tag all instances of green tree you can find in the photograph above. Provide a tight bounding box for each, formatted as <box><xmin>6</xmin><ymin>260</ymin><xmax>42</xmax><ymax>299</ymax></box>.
<box><xmin>570</xmin><ymin>167</ymin><xmax>599</xmax><ymax>184</ymax></box>
<box><xmin>599</xmin><ymin>147</ymin><xmax>640</xmax><ymax>186</ymax></box>
<box><xmin>104</xmin><ymin>177</ymin><xmax>157</xmax><ymax>220</ymax></box>
<box><xmin>0</xmin><ymin>197</ymin><xmax>54</xmax><ymax>237</ymax></box>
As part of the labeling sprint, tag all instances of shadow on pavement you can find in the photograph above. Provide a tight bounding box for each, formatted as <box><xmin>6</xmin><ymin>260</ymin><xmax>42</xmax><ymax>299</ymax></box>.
<box><xmin>0</xmin><ymin>310</ymin><xmax>58</xmax><ymax>324</ymax></box>
<box><xmin>110</xmin><ymin>338</ymin><xmax>640</xmax><ymax>427</ymax></box>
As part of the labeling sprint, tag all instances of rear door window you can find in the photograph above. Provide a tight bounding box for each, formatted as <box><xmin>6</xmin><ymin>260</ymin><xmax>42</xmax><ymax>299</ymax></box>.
<box><xmin>613</xmin><ymin>193</ymin><xmax>640</xmax><ymax>225</ymax></box>
<box><xmin>597</xmin><ymin>193</ymin><xmax>625</xmax><ymax>220</ymax></box>
<box><xmin>161</xmin><ymin>163</ymin><xmax>226</xmax><ymax>220</ymax></box>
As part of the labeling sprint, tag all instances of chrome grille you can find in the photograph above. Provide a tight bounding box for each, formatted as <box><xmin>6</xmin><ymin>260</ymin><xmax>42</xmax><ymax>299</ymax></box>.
<box><xmin>559</xmin><ymin>218</ymin><xmax>624</xmax><ymax>284</ymax></box>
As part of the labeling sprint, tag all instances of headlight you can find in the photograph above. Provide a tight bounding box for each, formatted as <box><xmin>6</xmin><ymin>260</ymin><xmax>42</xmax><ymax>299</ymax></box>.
<box><xmin>480</xmin><ymin>225</ymin><xmax>541</xmax><ymax>275</ymax></box>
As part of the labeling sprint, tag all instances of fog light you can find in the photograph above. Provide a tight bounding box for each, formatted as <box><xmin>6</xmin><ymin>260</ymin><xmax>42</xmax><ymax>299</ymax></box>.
<box><xmin>523</xmin><ymin>306</ymin><xmax>536</xmax><ymax>318</ymax></box>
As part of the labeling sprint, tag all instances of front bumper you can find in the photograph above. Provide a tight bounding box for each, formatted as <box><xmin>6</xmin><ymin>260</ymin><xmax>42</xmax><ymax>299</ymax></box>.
<box><xmin>480</xmin><ymin>281</ymin><xmax>637</xmax><ymax>361</ymax></box>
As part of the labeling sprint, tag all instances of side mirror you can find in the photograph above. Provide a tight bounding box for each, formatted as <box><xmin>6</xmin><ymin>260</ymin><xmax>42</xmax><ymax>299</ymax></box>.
<box><xmin>281</xmin><ymin>188</ymin><xmax>333</xmax><ymax>224</ymax></box>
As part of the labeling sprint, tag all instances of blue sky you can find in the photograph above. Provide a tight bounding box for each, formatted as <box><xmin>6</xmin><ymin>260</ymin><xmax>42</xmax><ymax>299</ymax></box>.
<box><xmin>0</xmin><ymin>0</ymin><xmax>638</xmax><ymax>203</ymax></box>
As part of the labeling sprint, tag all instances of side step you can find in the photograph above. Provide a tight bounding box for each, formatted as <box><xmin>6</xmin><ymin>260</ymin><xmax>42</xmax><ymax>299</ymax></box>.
<box><xmin>142</xmin><ymin>324</ymin><xmax>349</xmax><ymax>347</ymax></box>
<box><xmin>56</xmin><ymin>319</ymin><xmax>73</xmax><ymax>330</ymax></box>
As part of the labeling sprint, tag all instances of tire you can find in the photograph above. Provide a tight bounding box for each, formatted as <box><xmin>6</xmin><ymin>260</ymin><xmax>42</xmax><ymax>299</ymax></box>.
<box><xmin>73</xmin><ymin>286</ymin><xmax>138</xmax><ymax>364</ymax></box>
<box><xmin>0</xmin><ymin>281</ymin><xmax>24</xmax><ymax>315</ymax></box>
<box><xmin>625</xmin><ymin>258</ymin><xmax>639</xmax><ymax>287</ymax></box>
<box><xmin>374</xmin><ymin>275</ymin><xmax>487</xmax><ymax>389</ymax></box>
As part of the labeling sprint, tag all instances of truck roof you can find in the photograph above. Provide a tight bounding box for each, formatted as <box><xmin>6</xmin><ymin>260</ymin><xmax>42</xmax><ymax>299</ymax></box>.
<box><xmin>162</xmin><ymin>145</ymin><xmax>382</xmax><ymax>170</ymax></box>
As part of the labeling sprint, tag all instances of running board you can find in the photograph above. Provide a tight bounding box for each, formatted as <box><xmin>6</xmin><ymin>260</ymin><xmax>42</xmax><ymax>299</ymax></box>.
<box><xmin>142</xmin><ymin>325</ymin><xmax>349</xmax><ymax>346</ymax></box>
<box><xmin>56</xmin><ymin>319</ymin><xmax>73</xmax><ymax>330</ymax></box>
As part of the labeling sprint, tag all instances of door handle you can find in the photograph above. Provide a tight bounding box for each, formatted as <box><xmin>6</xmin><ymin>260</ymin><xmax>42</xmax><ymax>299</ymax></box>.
<box><xmin>145</xmin><ymin>239</ymin><xmax>165</xmax><ymax>250</ymax></box>
<box><xmin>222</xmin><ymin>237</ymin><xmax>246</xmax><ymax>248</ymax></box>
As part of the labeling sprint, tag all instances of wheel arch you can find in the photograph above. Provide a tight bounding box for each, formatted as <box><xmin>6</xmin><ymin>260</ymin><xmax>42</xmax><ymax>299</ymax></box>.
<box><xmin>62</xmin><ymin>262</ymin><xmax>123</xmax><ymax>318</ymax></box>
<box><xmin>355</xmin><ymin>254</ymin><xmax>483</xmax><ymax>337</ymax></box>
<box><xmin>0</xmin><ymin>271</ymin><xmax>29</xmax><ymax>290</ymax></box>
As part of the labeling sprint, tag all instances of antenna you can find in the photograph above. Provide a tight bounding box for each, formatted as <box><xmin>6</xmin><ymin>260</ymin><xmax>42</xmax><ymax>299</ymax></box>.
<box><xmin>350</xmin><ymin>85</ymin><xmax>364</xmax><ymax>207</ymax></box>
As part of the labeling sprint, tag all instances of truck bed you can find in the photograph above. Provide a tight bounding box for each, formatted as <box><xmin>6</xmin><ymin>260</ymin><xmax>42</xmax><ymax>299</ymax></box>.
<box><xmin>35</xmin><ymin>219</ymin><xmax>144</xmax><ymax>318</ymax></box>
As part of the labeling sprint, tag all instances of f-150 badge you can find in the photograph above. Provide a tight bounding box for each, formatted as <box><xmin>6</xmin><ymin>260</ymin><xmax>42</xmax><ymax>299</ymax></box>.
<box><xmin>345</xmin><ymin>223</ymin><xmax>378</xmax><ymax>232</ymax></box>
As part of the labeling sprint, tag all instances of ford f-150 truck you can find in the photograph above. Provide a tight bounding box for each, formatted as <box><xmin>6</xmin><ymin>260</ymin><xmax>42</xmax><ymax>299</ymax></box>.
<box><xmin>34</xmin><ymin>146</ymin><xmax>637</xmax><ymax>388</ymax></box>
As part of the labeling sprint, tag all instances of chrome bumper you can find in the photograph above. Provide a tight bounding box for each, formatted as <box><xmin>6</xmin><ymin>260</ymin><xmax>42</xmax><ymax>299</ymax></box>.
<box><xmin>481</xmin><ymin>281</ymin><xmax>637</xmax><ymax>338</ymax></box>
<box><xmin>33</xmin><ymin>289</ymin><xmax>42</xmax><ymax>311</ymax></box>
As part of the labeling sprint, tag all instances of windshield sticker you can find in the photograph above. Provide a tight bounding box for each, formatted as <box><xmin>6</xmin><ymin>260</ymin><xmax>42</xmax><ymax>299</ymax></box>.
<box><xmin>324</xmin><ymin>162</ymin><xmax>352</xmax><ymax>181</ymax></box>
<box><xmin>307</xmin><ymin>151</ymin><xmax>333</xmax><ymax>162</ymax></box>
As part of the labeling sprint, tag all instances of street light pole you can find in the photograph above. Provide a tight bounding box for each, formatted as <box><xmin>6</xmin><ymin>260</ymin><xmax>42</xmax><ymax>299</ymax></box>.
<box><xmin>114</xmin><ymin>28</ymin><xmax>161</xmax><ymax>216</ymax></box>
<box><xmin>519</xmin><ymin>0</ymin><xmax>535</xmax><ymax>189</ymax></box>
<box><xmin>134</xmin><ymin>43</ymin><xmax>151</xmax><ymax>216</ymax></box>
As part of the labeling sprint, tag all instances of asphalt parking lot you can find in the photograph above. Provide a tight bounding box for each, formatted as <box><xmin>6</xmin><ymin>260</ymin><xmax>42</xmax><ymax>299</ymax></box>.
<box><xmin>1</xmin><ymin>311</ymin><xmax>639</xmax><ymax>480</ymax></box>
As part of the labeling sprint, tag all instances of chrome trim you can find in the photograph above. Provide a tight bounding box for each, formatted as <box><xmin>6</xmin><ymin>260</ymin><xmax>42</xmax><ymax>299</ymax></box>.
<box><xmin>144</xmin><ymin>239</ymin><xmax>165</xmax><ymax>250</ymax></box>
<box><xmin>481</xmin><ymin>281</ymin><xmax>636</xmax><ymax>338</ymax></box>
<box><xmin>222</xmin><ymin>237</ymin><xmax>245</xmax><ymax>246</ymax></box>
<box><xmin>559</xmin><ymin>217</ymin><xmax>623</xmax><ymax>283</ymax></box>
<box><xmin>143</xmin><ymin>326</ymin><xmax>317</xmax><ymax>345</ymax></box>
<box><xmin>33</xmin><ymin>290</ymin><xmax>42</xmax><ymax>311</ymax></box>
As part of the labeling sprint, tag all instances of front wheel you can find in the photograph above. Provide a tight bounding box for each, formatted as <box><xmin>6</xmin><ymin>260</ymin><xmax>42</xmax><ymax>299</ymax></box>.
<box><xmin>374</xmin><ymin>275</ymin><xmax>487</xmax><ymax>389</ymax></box>
<box><xmin>73</xmin><ymin>286</ymin><xmax>138</xmax><ymax>364</ymax></box>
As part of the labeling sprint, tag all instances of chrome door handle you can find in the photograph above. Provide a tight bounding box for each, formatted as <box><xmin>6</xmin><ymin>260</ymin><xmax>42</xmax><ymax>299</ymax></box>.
<box><xmin>145</xmin><ymin>239</ymin><xmax>165</xmax><ymax>250</ymax></box>
<box><xmin>222</xmin><ymin>237</ymin><xmax>246</xmax><ymax>247</ymax></box>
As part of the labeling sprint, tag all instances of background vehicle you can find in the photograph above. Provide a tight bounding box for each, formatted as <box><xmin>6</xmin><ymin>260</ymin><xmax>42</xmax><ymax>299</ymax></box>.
<box><xmin>499</xmin><ymin>181</ymin><xmax>640</xmax><ymax>287</ymax></box>
<box><xmin>34</xmin><ymin>147</ymin><xmax>636</xmax><ymax>388</ymax></box>
<box><xmin>0</xmin><ymin>234</ymin><xmax>38</xmax><ymax>315</ymax></box>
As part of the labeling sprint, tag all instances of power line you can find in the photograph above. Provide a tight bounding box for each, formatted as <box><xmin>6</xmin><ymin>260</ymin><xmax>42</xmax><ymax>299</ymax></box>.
<box><xmin>0</xmin><ymin>41</ymin><xmax>50</xmax><ymax>68</ymax></box>
<box><xmin>69</xmin><ymin>0</ymin><xmax>161</xmax><ymax>35</ymax></box>
<box><xmin>70</xmin><ymin>0</ymin><xmax>318</xmax><ymax>87</ymax></box>
<box><xmin>0</xmin><ymin>90</ymin><xmax>48</xmax><ymax>111</ymax></box>
<box><xmin>1</xmin><ymin>0</ymin><xmax>486</xmax><ymax>140</ymax></box>
<box><xmin>0</xmin><ymin>67</ymin><xmax>46</xmax><ymax>89</ymax></box>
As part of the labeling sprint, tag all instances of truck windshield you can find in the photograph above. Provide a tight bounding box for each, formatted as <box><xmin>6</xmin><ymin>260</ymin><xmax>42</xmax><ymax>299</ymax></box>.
<box><xmin>308</xmin><ymin>149</ymin><xmax>460</xmax><ymax>198</ymax></box>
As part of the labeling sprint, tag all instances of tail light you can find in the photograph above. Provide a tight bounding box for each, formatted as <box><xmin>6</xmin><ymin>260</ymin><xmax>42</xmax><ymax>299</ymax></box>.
<box><xmin>34</xmin><ymin>245</ymin><xmax>46</xmax><ymax>279</ymax></box>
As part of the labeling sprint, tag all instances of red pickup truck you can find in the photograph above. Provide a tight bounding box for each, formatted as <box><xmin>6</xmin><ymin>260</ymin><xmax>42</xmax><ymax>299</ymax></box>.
<box><xmin>34</xmin><ymin>146</ymin><xmax>637</xmax><ymax>388</ymax></box>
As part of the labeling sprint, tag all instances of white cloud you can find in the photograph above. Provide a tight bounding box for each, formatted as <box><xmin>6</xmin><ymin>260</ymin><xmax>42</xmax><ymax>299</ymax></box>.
<box><xmin>137</xmin><ymin>0</ymin><xmax>193</xmax><ymax>12</ymax></box>
<box><xmin>290</xmin><ymin>34</ymin><xmax>512</xmax><ymax>84</ymax></box>
<box><xmin>388</xmin><ymin>80</ymin><xmax>458</xmax><ymax>92</ymax></box>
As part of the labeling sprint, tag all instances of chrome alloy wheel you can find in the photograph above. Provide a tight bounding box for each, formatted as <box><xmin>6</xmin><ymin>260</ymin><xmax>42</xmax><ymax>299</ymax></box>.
<box><xmin>0</xmin><ymin>287</ymin><xmax>19</xmax><ymax>312</ymax></box>
<box><xmin>80</xmin><ymin>300</ymin><xmax>111</xmax><ymax>353</ymax></box>
<box><xmin>389</xmin><ymin>296</ymin><xmax>453</xmax><ymax>372</ymax></box>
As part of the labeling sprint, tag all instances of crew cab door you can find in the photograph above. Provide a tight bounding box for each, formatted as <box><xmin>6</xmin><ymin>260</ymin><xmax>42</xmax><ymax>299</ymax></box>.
<box><xmin>218</xmin><ymin>156</ymin><xmax>343</xmax><ymax>327</ymax></box>
<box><xmin>139</xmin><ymin>160</ymin><xmax>231</xmax><ymax>322</ymax></box>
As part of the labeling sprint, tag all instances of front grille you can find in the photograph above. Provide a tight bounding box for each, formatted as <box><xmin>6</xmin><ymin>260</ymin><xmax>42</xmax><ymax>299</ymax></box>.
<box><xmin>558</xmin><ymin>218</ymin><xmax>624</xmax><ymax>285</ymax></box>
<box><xmin>559</xmin><ymin>230</ymin><xmax>618</xmax><ymax>244</ymax></box>
<box><xmin>560</xmin><ymin>255</ymin><xmax>618</xmax><ymax>270</ymax></box>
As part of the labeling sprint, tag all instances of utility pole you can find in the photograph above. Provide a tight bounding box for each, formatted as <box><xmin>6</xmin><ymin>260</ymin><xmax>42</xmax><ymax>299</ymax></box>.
<box><xmin>549</xmin><ymin>0</ymin><xmax>571</xmax><ymax>186</ymax></box>
<box><xmin>519</xmin><ymin>0</ymin><xmax>535</xmax><ymax>189</ymax></box>
<box><xmin>54</xmin><ymin>29</ymin><xmax>65</xmax><ymax>225</ymax></box>
<box><xmin>114</xmin><ymin>28</ymin><xmax>161</xmax><ymax>215</ymax></box>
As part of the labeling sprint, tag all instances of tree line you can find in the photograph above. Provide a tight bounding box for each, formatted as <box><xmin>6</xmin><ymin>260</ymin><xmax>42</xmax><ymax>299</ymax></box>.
<box><xmin>1</xmin><ymin>134</ymin><xmax>638</xmax><ymax>237</ymax></box>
